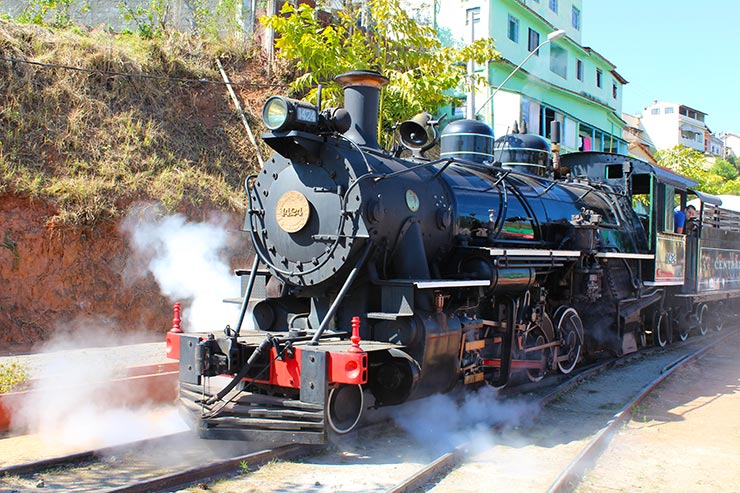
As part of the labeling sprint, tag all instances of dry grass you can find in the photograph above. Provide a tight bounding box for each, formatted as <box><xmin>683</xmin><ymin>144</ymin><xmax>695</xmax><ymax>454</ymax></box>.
<box><xmin>0</xmin><ymin>20</ymin><xmax>276</xmax><ymax>225</ymax></box>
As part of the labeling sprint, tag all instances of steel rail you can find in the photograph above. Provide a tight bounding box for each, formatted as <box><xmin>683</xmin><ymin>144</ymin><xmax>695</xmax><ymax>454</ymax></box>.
<box><xmin>382</xmin><ymin>358</ymin><xmax>618</xmax><ymax>493</ymax></box>
<box><xmin>0</xmin><ymin>432</ymin><xmax>191</xmax><ymax>476</ymax></box>
<box><xmin>546</xmin><ymin>328</ymin><xmax>739</xmax><ymax>493</ymax></box>
<box><xmin>101</xmin><ymin>444</ymin><xmax>311</xmax><ymax>493</ymax></box>
<box><xmin>381</xmin><ymin>328</ymin><xmax>737</xmax><ymax>493</ymax></box>
<box><xmin>385</xmin><ymin>445</ymin><xmax>467</xmax><ymax>493</ymax></box>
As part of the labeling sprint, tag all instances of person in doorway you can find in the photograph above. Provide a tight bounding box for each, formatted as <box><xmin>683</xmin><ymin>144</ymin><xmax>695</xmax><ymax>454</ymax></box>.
<box><xmin>675</xmin><ymin>204</ymin><xmax>698</xmax><ymax>234</ymax></box>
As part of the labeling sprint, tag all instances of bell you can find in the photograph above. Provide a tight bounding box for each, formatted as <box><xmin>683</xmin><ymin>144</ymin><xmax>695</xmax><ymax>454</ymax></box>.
<box><xmin>399</xmin><ymin>112</ymin><xmax>431</xmax><ymax>149</ymax></box>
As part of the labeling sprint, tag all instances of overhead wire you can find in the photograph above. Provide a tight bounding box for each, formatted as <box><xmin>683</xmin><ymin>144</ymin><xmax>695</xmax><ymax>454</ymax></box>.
<box><xmin>0</xmin><ymin>55</ymin><xmax>289</xmax><ymax>88</ymax></box>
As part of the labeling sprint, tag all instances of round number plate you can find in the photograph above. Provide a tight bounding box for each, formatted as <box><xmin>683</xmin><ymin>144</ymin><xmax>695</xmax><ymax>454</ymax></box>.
<box><xmin>276</xmin><ymin>191</ymin><xmax>310</xmax><ymax>233</ymax></box>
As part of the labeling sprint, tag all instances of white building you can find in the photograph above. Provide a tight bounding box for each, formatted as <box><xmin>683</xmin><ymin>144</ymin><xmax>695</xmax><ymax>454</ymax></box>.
<box><xmin>639</xmin><ymin>101</ymin><xmax>708</xmax><ymax>153</ymax></box>
<box><xmin>707</xmin><ymin>131</ymin><xmax>723</xmax><ymax>157</ymax></box>
<box><xmin>719</xmin><ymin>132</ymin><xmax>740</xmax><ymax>158</ymax></box>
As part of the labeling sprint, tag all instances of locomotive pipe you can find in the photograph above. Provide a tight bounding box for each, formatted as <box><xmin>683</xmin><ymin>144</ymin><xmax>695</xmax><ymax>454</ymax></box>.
<box><xmin>310</xmin><ymin>241</ymin><xmax>373</xmax><ymax>345</ymax></box>
<box><xmin>234</xmin><ymin>254</ymin><xmax>260</xmax><ymax>336</ymax></box>
<box><xmin>334</xmin><ymin>70</ymin><xmax>389</xmax><ymax>149</ymax></box>
<box><xmin>205</xmin><ymin>333</ymin><xmax>274</xmax><ymax>405</ymax></box>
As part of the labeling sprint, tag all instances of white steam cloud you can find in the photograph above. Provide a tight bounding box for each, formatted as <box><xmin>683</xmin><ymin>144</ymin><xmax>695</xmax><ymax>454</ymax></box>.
<box><xmin>121</xmin><ymin>206</ymin><xmax>240</xmax><ymax>332</ymax></box>
<box><xmin>5</xmin><ymin>206</ymin><xmax>245</xmax><ymax>452</ymax></box>
<box><xmin>9</xmin><ymin>327</ymin><xmax>188</xmax><ymax>451</ymax></box>
<box><xmin>391</xmin><ymin>386</ymin><xmax>536</xmax><ymax>455</ymax></box>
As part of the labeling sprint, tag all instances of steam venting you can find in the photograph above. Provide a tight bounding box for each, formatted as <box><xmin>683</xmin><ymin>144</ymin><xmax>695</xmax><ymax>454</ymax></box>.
<box><xmin>335</xmin><ymin>70</ymin><xmax>389</xmax><ymax>149</ymax></box>
<box><xmin>9</xmin><ymin>328</ymin><xmax>188</xmax><ymax>450</ymax></box>
<box><xmin>121</xmin><ymin>205</ymin><xmax>239</xmax><ymax>331</ymax></box>
<box><xmin>391</xmin><ymin>386</ymin><xmax>536</xmax><ymax>456</ymax></box>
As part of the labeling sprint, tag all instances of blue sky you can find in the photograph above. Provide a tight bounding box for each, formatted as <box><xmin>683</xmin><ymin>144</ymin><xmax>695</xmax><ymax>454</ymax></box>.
<box><xmin>582</xmin><ymin>0</ymin><xmax>740</xmax><ymax>134</ymax></box>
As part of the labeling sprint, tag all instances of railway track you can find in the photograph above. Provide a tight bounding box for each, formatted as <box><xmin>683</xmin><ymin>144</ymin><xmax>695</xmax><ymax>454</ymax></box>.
<box><xmin>2</xmin><ymin>329</ymin><xmax>735</xmax><ymax>492</ymax></box>
<box><xmin>0</xmin><ymin>431</ymin><xmax>303</xmax><ymax>492</ymax></box>
<box><xmin>389</xmin><ymin>328</ymin><xmax>738</xmax><ymax>493</ymax></box>
<box><xmin>0</xmin><ymin>433</ymin><xmax>192</xmax><ymax>477</ymax></box>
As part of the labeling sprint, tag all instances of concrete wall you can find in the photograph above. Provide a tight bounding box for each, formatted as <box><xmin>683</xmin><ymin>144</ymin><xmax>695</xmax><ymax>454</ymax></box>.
<box><xmin>0</xmin><ymin>0</ymin><xmax>255</xmax><ymax>34</ymax></box>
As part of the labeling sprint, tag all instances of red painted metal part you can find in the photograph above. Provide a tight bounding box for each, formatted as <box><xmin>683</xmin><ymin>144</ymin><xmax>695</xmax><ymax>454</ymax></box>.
<box><xmin>170</xmin><ymin>302</ymin><xmax>183</xmax><ymax>333</ymax></box>
<box><xmin>166</xmin><ymin>302</ymin><xmax>184</xmax><ymax>360</ymax></box>
<box><xmin>269</xmin><ymin>347</ymin><xmax>368</xmax><ymax>388</ymax></box>
<box><xmin>349</xmin><ymin>316</ymin><xmax>363</xmax><ymax>353</ymax></box>
<box><xmin>164</xmin><ymin>316</ymin><xmax>368</xmax><ymax>389</ymax></box>
<box><xmin>165</xmin><ymin>331</ymin><xmax>181</xmax><ymax>360</ymax></box>
<box><xmin>328</xmin><ymin>350</ymin><xmax>368</xmax><ymax>385</ymax></box>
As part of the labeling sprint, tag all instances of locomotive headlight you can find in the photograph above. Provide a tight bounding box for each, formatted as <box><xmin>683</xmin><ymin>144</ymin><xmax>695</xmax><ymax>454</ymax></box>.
<box><xmin>262</xmin><ymin>96</ymin><xmax>319</xmax><ymax>132</ymax></box>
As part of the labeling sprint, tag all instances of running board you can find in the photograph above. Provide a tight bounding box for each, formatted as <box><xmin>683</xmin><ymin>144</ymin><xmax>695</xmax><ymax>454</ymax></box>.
<box><xmin>180</xmin><ymin>382</ymin><xmax>327</xmax><ymax>444</ymax></box>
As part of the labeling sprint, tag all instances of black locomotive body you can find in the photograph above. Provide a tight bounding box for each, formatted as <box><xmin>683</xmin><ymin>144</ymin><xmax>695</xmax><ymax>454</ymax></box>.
<box><xmin>166</xmin><ymin>71</ymin><xmax>740</xmax><ymax>444</ymax></box>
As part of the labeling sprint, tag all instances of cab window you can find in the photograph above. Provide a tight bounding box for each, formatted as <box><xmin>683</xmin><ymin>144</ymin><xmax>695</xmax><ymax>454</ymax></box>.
<box><xmin>662</xmin><ymin>185</ymin><xmax>675</xmax><ymax>233</ymax></box>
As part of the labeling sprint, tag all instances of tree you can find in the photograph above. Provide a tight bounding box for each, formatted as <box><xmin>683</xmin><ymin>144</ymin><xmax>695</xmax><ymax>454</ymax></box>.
<box><xmin>656</xmin><ymin>146</ymin><xmax>740</xmax><ymax>196</ymax></box>
<box><xmin>711</xmin><ymin>158</ymin><xmax>739</xmax><ymax>181</ymax></box>
<box><xmin>656</xmin><ymin>146</ymin><xmax>723</xmax><ymax>194</ymax></box>
<box><xmin>261</xmin><ymin>0</ymin><xmax>499</xmax><ymax>145</ymax></box>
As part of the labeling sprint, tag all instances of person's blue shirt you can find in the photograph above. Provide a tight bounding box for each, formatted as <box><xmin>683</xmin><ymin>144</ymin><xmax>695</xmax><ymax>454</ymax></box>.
<box><xmin>675</xmin><ymin>209</ymin><xmax>686</xmax><ymax>232</ymax></box>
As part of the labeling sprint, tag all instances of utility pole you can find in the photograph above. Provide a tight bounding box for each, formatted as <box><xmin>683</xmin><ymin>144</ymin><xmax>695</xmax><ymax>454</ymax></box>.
<box><xmin>465</xmin><ymin>8</ymin><xmax>479</xmax><ymax>119</ymax></box>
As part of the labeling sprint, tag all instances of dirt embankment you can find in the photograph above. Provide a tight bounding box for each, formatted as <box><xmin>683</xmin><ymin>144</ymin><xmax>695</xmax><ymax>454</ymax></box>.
<box><xmin>0</xmin><ymin>22</ymin><xmax>282</xmax><ymax>349</ymax></box>
<box><xmin>0</xmin><ymin>195</ymin><xmax>245</xmax><ymax>349</ymax></box>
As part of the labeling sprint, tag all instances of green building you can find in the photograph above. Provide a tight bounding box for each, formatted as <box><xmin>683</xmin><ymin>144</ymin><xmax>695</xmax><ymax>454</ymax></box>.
<box><xmin>437</xmin><ymin>0</ymin><xmax>627</xmax><ymax>154</ymax></box>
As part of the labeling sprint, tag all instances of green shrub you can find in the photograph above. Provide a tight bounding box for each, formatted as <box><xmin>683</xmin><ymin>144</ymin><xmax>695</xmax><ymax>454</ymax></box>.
<box><xmin>0</xmin><ymin>361</ymin><xmax>28</xmax><ymax>394</ymax></box>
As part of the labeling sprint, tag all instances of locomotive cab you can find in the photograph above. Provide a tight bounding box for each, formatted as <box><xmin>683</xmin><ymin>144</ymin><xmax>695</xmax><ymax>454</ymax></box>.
<box><xmin>561</xmin><ymin>151</ymin><xmax>699</xmax><ymax>285</ymax></box>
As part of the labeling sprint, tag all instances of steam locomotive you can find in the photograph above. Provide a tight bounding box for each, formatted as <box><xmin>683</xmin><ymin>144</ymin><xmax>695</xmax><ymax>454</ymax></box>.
<box><xmin>166</xmin><ymin>70</ymin><xmax>740</xmax><ymax>444</ymax></box>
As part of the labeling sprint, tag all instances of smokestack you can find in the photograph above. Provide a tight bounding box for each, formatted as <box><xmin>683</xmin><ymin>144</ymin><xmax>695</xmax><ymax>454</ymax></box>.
<box><xmin>334</xmin><ymin>70</ymin><xmax>389</xmax><ymax>149</ymax></box>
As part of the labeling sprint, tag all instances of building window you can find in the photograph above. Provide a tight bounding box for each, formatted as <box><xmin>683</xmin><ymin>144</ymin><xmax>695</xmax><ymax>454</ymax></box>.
<box><xmin>521</xmin><ymin>98</ymin><xmax>541</xmax><ymax>135</ymax></box>
<box><xmin>508</xmin><ymin>15</ymin><xmax>519</xmax><ymax>43</ymax></box>
<box><xmin>550</xmin><ymin>45</ymin><xmax>567</xmax><ymax>79</ymax></box>
<box><xmin>665</xmin><ymin>107</ymin><xmax>674</xmax><ymax>114</ymax></box>
<box><xmin>576</xmin><ymin>59</ymin><xmax>583</xmax><ymax>81</ymax></box>
<box><xmin>541</xmin><ymin>108</ymin><xmax>565</xmax><ymax>143</ymax></box>
<box><xmin>549</xmin><ymin>0</ymin><xmax>558</xmax><ymax>13</ymax></box>
<box><xmin>528</xmin><ymin>28</ymin><xmax>540</xmax><ymax>54</ymax></box>
<box><xmin>572</xmin><ymin>6</ymin><xmax>580</xmax><ymax>30</ymax></box>
<box><xmin>596</xmin><ymin>68</ymin><xmax>603</xmax><ymax>88</ymax></box>
<box><xmin>466</xmin><ymin>7</ymin><xmax>480</xmax><ymax>26</ymax></box>
<box><xmin>651</xmin><ymin>108</ymin><xmax>660</xmax><ymax>115</ymax></box>
<box><xmin>612</xmin><ymin>82</ymin><xmax>618</xmax><ymax>99</ymax></box>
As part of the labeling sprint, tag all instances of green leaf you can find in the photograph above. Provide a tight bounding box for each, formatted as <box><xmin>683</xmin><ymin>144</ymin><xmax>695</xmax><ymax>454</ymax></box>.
<box><xmin>260</xmin><ymin>0</ymin><xmax>500</xmax><ymax>146</ymax></box>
